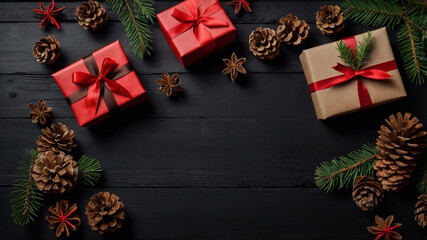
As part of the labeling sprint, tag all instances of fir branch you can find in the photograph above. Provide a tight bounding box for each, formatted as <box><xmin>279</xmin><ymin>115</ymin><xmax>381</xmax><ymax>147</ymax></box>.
<box><xmin>342</xmin><ymin>0</ymin><xmax>427</xmax><ymax>84</ymax></box>
<box><xmin>336</xmin><ymin>40</ymin><xmax>358</xmax><ymax>70</ymax></box>
<box><xmin>355</xmin><ymin>31</ymin><xmax>375</xmax><ymax>70</ymax></box>
<box><xmin>10</xmin><ymin>149</ymin><xmax>43</xmax><ymax>226</ymax></box>
<box><xmin>315</xmin><ymin>143</ymin><xmax>378</xmax><ymax>193</ymax></box>
<box><xmin>106</xmin><ymin>0</ymin><xmax>155</xmax><ymax>59</ymax></box>
<box><xmin>416</xmin><ymin>161</ymin><xmax>427</xmax><ymax>194</ymax></box>
<box><xmin>77</xmin><ymin>155</ymin><xmax>102</xmax><ymax>187</ymax></box>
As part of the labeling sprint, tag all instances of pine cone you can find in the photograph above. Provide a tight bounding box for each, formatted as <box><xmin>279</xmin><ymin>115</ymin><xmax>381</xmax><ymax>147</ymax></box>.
<box><xmin>86</xmin><ymin>192</ymin><xmax>125</xmax><ymax>234</ymax></box>
<box><xmin>249</xmin><ymin>27</ymin><xmax>280</xmax><ymax>60</ymax></box>
<box><xmin>352</xmin><ymin>176</ymin><xmax>384</xmax><ymax>211</ymax></box>
<box><xmin>315</xmin><ymin>5</ymin><xmax>345</xmax><ymax>35</ymax></box>
<box><xmin>32</xmin><ymin>35</ymin><xmax>60</xmax><ymax>64</ymax></box>
<box><xmin>36</xmin><ymin>123</ymin><xmax>77</xmax><ymax>153</ymax></box>
<box><xmin>31</xmin><ymin>151</ymin><xmax>78</xmax><ymax>194</ymax></box>
<box><xmin>374</xmin><ymin>113</ymin><xmax>426</xmax><ymax>192</ymax></box>
<box><xmin>75</xmin><ymin>1</ymin><xmax>108</xmax><ymax>30</ymax></box>
<box><xmin>46</xmin><ymin>200</ymin><xmax>81</xmax><ymax>237</ymax></box>
<box><xmin>415</xmin><ymin>194</ymin><xmax>427</xmax><ymax>228</ymax></box>
<box><xmin>276</xmin><ymin>14</ymin><xmax>310</xmax><ymax>45</ymax></box>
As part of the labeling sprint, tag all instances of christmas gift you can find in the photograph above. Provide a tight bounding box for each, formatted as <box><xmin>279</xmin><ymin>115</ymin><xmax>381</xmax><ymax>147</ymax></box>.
<box><xmin>157</xmin><ymin>0</ymin><xmax>236</xmax><ymax>68</ymax></box>
<box><xmin>52</xmin><ymin>41</ymin><xmax>146</xmax><ymax>127</ymax></box>
<box><xmin>300</xmin><ymin>27</ymin><xmax>406</xmax><ymax>119</ymax></box>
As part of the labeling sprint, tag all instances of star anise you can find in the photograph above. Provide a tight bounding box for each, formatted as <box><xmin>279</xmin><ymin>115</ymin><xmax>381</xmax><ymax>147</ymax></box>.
<box><xmin>227</xmin><ymin>0</ymin><xmax>252</xmax><ymax>15</ymax></box>
<box><xmin>367</xmin><ymin>215</ymin><xmax>402</xmax><ymax>240</ymax></box>
<box><xmin>222</xmin><ymin>52</ymin><xmax>247</xmax><ymax>82</ymax></box>
<box><xmin>28</xmin><ymin>99</ymin><xmax>52</xmax><ymax>125</ymax></box>
<box><xmin>46</xmin><ymin>200</ymin><xmax>81</xmax><ymax>237</ymax></box>
<box><xmin>157</xmin><ymin>73</ymin><xmax>183</xmax><ymax>97</ymax></box>
<box><xmin>33</xmin><ymin>0</ymin><xmax>65</xmax><ymax>29</ymax></box>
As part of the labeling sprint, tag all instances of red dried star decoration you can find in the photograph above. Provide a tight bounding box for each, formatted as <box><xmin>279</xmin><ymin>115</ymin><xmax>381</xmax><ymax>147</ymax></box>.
<box><xmin>227</xmin><ymin>0</ymin><xmax>252</xmax><ymax>15</ymax></box>
<box><xmin>367</xmin><ymin>215</ymin><xmax>402</xmax><ymax>240</ymax></box>
<box><xmin>33</xmin><ymin>0</ymin><xmax>65</xmax><ymax>29</ymax></box>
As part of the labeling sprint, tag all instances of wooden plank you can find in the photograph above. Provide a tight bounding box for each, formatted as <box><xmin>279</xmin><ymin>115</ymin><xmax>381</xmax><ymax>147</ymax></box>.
<box><xmin>1</xmin><ymin>187</ymin><xmax>425</xmax><ymax>240</ymax></box>
<box><xmin>1</xmin><ymin>73</ymin><xmax>426</xmax><ymax>119</ymax></box>
<box><xmin>0</xmin><ymin>21</ymin><xmax>382</xmax><ymax>75</ymax></box>
<box><xmin>0</xmin><ymin>1</ymin><xmax>341</xmax><ymax>23</ymax></box>
<box><xmin>0</xmin><ymin>110</ymin><xmax>419</xmax><ymax>188</ymax></box>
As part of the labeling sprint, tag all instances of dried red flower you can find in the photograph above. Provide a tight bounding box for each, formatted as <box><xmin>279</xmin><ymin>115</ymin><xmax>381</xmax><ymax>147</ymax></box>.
<box><xmin>33</xmin><ymin>0</ymin><xmax>65</xmax><ymax>29</ymax></box>
<box><xmin>227</xmin><ymin>0</ymin><xmax>252</xmax><ymax>15</ymax></box>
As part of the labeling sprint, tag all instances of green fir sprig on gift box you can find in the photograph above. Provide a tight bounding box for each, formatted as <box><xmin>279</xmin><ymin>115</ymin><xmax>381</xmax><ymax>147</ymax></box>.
<box><xmin>315</xmin><ymin>143</ymin><xmax>378</xmax><ymax>193</ymax></box>
<box><xmin>106</xmin><ymin>0</ymin><xmax>156</xmax><ymax>59</ymax></box>
<box><xmin>10</xmin><ymin>149</ymin><xmax>103</xmax><ymax>226</ymax></box>
<box><xmin>341</xmin><ymin>0</ymin><xmax>427</xmax><ymax>85</ymax></box>
<box><xmin>336</xmin><ymin>31</ymin><xmax>375</xmax><ymax>71</ymax></box>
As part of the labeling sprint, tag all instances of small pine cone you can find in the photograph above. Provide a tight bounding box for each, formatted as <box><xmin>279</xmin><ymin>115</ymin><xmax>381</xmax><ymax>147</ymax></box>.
<box><xmin>249</xmin><ymin>27</ymin><xmax>280</xmax><ymax>60</ymax></box>
<box><xmin>32</xmin><ymin>35</ymin><xmax>60</xmax><ymax>64</ymax></box>
<box><xmin>415</xmin><ymin>194</ymin><xmax>427</xmax><ymax>228</ymax></box>
<box><xmin>36</xmin><ymin>123</ymin><xmax>77</xmax><ymax>153</ymax></box>
<box><xmin>315</xmin><ymin>5</ymin><xmax>345</xmax><ymax>35</ymax></box>
<box><xmin>31</xmin><ymin>151</ymin><xmax>78</xmax><ymax>194</ymax></box>
<box><xmin>75</xmin><ymin>1</ymin><xmax>108</xmax><ymax>30</ymax></box>
<box><xmin>86</xmin><ymin>192</ymin><xmax>125</xmax><ymax>234</ymax></box>
<box><xmin>276</xmin><ymin>14</ymin><xmax>310</xmax><ymax>45</ymax></box>
<box><xmin>352</xmin><ymin>176</ymin><xmax>384</xmax><ymax>211</ymax></box>
<box><xmin>374</xmin><ymin>113</ymin><xmax>426</xmax><ymax>192</ymax></box>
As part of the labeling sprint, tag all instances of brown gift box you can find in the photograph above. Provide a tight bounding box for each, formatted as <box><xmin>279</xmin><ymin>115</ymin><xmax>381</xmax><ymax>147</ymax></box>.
<box><xmin>299</xmin><ymin>27</ymin><xmax>406</xmax><ymax>119</ymax></box>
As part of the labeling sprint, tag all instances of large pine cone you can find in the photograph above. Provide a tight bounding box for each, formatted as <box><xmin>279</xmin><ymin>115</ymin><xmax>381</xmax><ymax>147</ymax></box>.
<box><xmin>415</xmin><ymin>194</ymin><xmax>427</xmax><ymax>228</ymax></box>
<box><xmin>31</xmin><ymin>151</ymin><xmax>78</xmax><ymax>194</ymax></box>
<box><xmin>315</xmin><ymin>5</ymin><xmax>344</xmax><ymax>35</ymax></box>
<box><xmin>36</xmin><ymin>123</ymin><xmax>77</xmax><ymax>153</ymax></box>
<box><xmin>32</xmin><ymin>35</ymin><xmax>60</xmax><ymax>64</ymax></box>
<box><xmin>352</xmin><ymin>176</ymin><xmax>384</xmax><ymax>211</ymax></box>
<box><xmin>374</xmin><ymin>113</ymin><xmax>426</xmax><ymax>192</ymax></box>
<box><xmin>86</xmin><ymin>192</ymin><xmax>125</xmax><ymax>234</ymax></box>
<box><xmin>75</xmin><ymin>1</ymin><xmax>108</xmax><ymax>30</ymax></box>
<box><xmin>249</xmin><ymin>27</ymin><xmax>280</xmax><ymax>60</ymax></box>
<box><xmin>276</xmin><ymin>14</ymin><xmax>309</xmax><ymax>45</ymax></box>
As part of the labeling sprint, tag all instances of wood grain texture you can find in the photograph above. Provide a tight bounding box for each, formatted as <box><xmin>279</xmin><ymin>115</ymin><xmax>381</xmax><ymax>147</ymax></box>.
<box><xmin>1</xmin><ymin>1</ymin><xmax>426</xmax><ymax>239</ymax></box>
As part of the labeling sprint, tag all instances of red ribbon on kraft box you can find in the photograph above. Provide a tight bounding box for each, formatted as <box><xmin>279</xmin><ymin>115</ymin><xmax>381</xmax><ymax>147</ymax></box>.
<box><xmin>157</xmin><ymin>0</ymin><xmax>236</xmax><ymax>68</ymax></box>
<box><xmin>52</xmin><ymin>41</ymin><xmax>147</xmax><ymax>127</ymax></box>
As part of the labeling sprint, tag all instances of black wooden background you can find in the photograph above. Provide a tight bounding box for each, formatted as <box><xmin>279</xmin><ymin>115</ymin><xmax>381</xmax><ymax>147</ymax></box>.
<box><xmin>0</xmin><ymin>0</ymin><xmax>426</xmax><ymax>239</ymax></box>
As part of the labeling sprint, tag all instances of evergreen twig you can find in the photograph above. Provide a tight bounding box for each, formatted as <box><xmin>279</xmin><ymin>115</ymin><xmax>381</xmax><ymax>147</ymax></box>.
<box><xmin>77</xmin><ymin>155</ymin><xmax>102</xmax><ymax>187</ymax></box>
<box><xmin>106</xmin><ymin>0</ymin><xmax>155</xmax><ymax>59</ymax></box>
<box><xmin>336</xmin><ymin>31</ymin><xmax>375</xmax><ymax>71</ymax></box>
<box><xmin>416</xmin><ymin>161</ymin><xmax>427</xmax><ymax>194</ymax></box>
<box><xmin>315</xmin><ymin>143</ymin><xmax>378</xmax><ymax>193</ymax></box>
<box><xmin>342</xmin><ymin>0</ymin><xmax>427</xmax><ymax>84</ymax></box>
<box><xmin>10</xmin><ymin>149</ymin><xmax>43</xmax><ymax>226</ymax></box>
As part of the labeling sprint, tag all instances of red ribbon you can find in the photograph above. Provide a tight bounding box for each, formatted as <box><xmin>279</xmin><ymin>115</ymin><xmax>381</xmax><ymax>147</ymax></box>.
<box><xmin>169</xmin><ymin>0</ymin><xmax>228</xmax><ymax>46</ymax></box>
<box><xmin>72</xmin><ymin>58</ymin><xmax>132</xmax><ymax>114</ymax></box>
<box><xmin>308</xmin><ymin>36</ymin><xmax>397</xmax><ymax>108</ymax></box>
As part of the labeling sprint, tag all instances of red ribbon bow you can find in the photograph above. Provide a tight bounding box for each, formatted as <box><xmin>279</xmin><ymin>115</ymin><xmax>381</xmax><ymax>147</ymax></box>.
<box><xmin>308</xmin><ymin>36</ymin><xmax>397</xmax><ymax>108</ymax></box>
<box><xmin>72</xmin><ymin>58</ymin><xmax>132</xmax><ymax>113</ymax></box>
<box><xmin>169</xmin><ymin>0</ymin><xmax>228</xmax><ymax>45</ymax></box>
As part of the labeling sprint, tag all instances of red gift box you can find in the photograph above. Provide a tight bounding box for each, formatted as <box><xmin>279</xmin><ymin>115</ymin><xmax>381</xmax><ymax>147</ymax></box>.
<box><xmin>52</xmin><ymin>41</ymin><xmax>146</xmax><ymax>127</ymax></box>
<box><xmin>157</xmin><ymin>0</ymin><xmax>236</xmax><ymax>68</ymax></box>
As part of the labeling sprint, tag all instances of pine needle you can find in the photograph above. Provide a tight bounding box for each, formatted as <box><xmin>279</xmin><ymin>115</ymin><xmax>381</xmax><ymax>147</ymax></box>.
<box><xmin>77</xmin><ymin>155</ymin><xmax>102</xmax><ymax>187</ymax></box>
<box><xmin>106</xmin><ymin>0</ymin><xmax>155</xmax><ymax>59</ymax></box>
<box><xmin>336</xmin><ymin>40</ymin><xmax>358</xmax><ymax>70</ymax></box>
<box><xmin>416</xmin><ymin>161</ymin><xmax>427</xmax><ymax>194</ymax></box>
<box><xmin>355</xmin><ymin>31</ymin><xmax>375</xmax><ymax>70</ymax></box>
<box><xmin>315</xmin><ymin>143</ymin><xmax>378</xmax><ymax>193</ymax></box>
<box><xmin>342</xmin><ymin>0</ymin><xmax>427</xmax><ymax>84</ymax></box>
<box><xmin>10</xmin><ymin>148</ymin><xmax>43</xmax><ymax>226</ymax></box>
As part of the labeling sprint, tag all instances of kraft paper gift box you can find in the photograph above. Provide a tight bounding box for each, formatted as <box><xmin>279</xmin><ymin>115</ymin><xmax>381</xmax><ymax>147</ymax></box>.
<box><xmin>299</xmin><ymin>27</ymin><xmax>406</xmax><ymax>119</ymax></box>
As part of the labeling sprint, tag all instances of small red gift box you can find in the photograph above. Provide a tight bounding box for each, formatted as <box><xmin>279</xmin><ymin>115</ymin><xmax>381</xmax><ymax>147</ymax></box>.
<box><xmin>157</xmin><ymin>0</ymin><xmax>236</xmax><ymax>68</ymax></box>
<box><xmin>52</xmin><ymin>41</ymin><xmax>146</xmax><ymax>127</ymax></box>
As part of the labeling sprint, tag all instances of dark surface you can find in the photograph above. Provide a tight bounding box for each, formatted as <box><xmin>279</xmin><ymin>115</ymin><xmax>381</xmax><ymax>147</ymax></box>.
<box><xmin>0</xmin><ymin>1</ymin><xmax>426</xmax><ymax>239</ymax></box>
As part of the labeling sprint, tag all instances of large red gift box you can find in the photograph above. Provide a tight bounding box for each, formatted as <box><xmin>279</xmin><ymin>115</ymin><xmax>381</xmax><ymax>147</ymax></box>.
<box><xmin>157</xmin><ymin>0</ymin><xmax>236</xmax><ymax>68</ymax></box>
<box><xmin>52</xmin><ymin>41</ymin><xmax>146</xmax><ymax>127</ymax></box>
